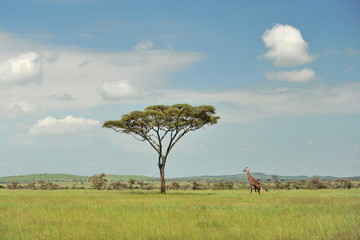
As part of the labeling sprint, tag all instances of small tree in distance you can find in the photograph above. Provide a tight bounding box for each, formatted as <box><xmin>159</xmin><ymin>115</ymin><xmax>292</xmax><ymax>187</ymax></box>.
<box><xmin>89</xmin><ymin>173</ymin><xmax>107</xmax><ymax>190</ymax></box>
<box><xmin>103</xmin><ymin>104</ymin><xmax>219</xmax><ymax>194</ymax></box>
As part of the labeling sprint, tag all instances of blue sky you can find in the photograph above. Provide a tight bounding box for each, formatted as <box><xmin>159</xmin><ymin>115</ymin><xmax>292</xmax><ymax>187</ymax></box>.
<box><xmin>0</xmin><ymin>0</ymin><xmax>359</xmax><ymax>178</ymax></box>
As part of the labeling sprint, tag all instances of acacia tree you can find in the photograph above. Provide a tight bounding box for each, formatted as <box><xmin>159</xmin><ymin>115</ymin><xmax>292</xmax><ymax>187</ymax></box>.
<box><xmin>103</xmin><ymin>104</ymin><xmax>219</xmax><ymax>194</ymax></box>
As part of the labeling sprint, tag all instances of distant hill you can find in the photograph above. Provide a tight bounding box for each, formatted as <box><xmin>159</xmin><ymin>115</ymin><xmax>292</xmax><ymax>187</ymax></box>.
<box><xmin>0</xmin><ymin>174</ymin><xmax>87</xmax><ymax>183</ymax></box>
<box><xmin>0</xmin><ymin>173</ymin><xmax>358</xmax><ymax>183</ymax></box>
<box><xmin>0</xmin><ymin>174</ymin><xmax>156</xmax><ymax>183</ymax></box>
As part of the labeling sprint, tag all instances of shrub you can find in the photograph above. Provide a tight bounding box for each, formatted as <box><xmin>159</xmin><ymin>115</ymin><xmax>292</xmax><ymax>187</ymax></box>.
<box><xmin>180</xmin><ymin>184</ymin><xmax>191</xmax><ymax>190</ymax></box>
<box><xmin>110</xmin><ymin>181</ymin><xmax>127</xmax><ymax>190</ymax></box>
<box><xmin>7</xmin><ymin>182</ymin><xmax>21</xmax><ymax>189</ymax></box>
<box><xmin>37</xmin><ymin>180</ymin><xmax>63</xmax><ymax>190</ymax></box>
<box><xmin>292</xmin><ymin>180</ymin><xmax>307</xmax><ymax>189</ymax></box>
<box><xmin>192</xmin><ymin>181</ymin><xmax>202</xmax><ymax>190</ymax></box>
<box><xmin>306</xmin><ymin>177</ymin><xmax>327</xmax><ymax>189</ymax></box>
<box><xmin>212</xmin><ymin>182</ymin><xmax>234</xmax><ymax>190</ymax></box>
<box><xmin>169</xmin><ymin>182</ymin><xmax>181</xmax><ymax>190</ymax></box>
<box><xmin>128</xmin><ymin>179</ymin><xmax>136</xmax><ymax>190</ymax></box>
<box><xmin>143</xmin><ymin>183</ymin><xmax>154</xmax><ymax>190</ymax></box>
<box><xmin>26</xmin><ymin>182</ymin><xmax>36</xmax><ymax>190</ymax></box>
<box><xmin>334</xmin><ymin>178</ymin><xmax>352</xmax><ymax>189</ymax></box>
<box><xmin>89</xmin><ymin>173</ymin><xmax>108</xmax><ymax>190</ymax></box>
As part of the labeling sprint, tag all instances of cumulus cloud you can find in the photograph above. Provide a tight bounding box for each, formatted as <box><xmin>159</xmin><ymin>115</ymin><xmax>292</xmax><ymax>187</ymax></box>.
<box><xmin>29</xmin><ymin>115</ymin><xmax>100</xmax><ymax>136</ymax></box>
<box><xmin>262</xmin><ymin>24</ymin><xmax>316</xmax><ymax>67</ymax></box>
<box><xmin>0</xmin><ymin>32</ymin><xmax>204</xmax><ymax>114</ymax></box>
<box><xmin>265</xmin><ymin>68</ymin><xmax>317</xmax><ymax>82</ymax></box>
<box><xmin>5</xmin><ymin>101</ymin><xmax>41</xmax><ymax>117</ymax></box>
<box><xmin>99</xmin><ymin>79</ymin><xmax>141</xmax><ymax>100</ymax></box>
<box><xmin>134</xmin><ymin>40</ymin><xmax>154</xmax><ymax>51</ymax></box>
<box><xmin>0</xmin><ymin>52</ymin><xmax>42</xmax><ymax>85</ymax></box>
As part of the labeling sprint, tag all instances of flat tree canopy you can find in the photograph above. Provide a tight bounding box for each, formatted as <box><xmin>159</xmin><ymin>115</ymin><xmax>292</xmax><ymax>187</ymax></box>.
<box><xmin>103</xmin><ymin>104</ymin><xmax>219</xmax><ymax>193</ymax></box>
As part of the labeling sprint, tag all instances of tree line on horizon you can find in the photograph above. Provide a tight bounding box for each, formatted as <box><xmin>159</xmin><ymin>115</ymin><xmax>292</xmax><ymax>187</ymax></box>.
<box><xmin>1</xmin><ymin>173</ymin><xmax>357</xmax><ymax>190</ymax></box>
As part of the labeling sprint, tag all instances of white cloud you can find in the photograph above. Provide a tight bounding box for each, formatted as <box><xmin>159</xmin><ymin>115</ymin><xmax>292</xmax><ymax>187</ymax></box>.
<box><xmin>265</xmin><ymin>68</ymin><xmax>317</xmax><ymax>82</ymax></box>
<box><xmin>155</xmin><ymin>82</ymin><xmax>360</xmax><ymax>123</ymax></box>
<box><xmin>0</xmin><ymin>52</ymin><xmax>42</xmax><ymax>85</ymax></box>
<box><xmin>262</xmin><ymin>24</ymin><xmax>316</xmax><ymax>67</ymax></box>
<box><xmin>0</xmin><ymin>31</ymin><xmax>204</xmax><ymax>114</ymax></box>
<box><xmin>29</xmin><ymin>115</ymin><xmax>100</xmax><ymax>136</ymax></box>
<box><xmin>306</xmin><ymin>140</ymin><xmax>314</xmax><ymax>145</ymax></box>
<box><xmin>5</xmin><ymin>101</ymin><xmax>41</xmax><ymax>117</ymax></box>
<box><xmin>99</xmin><ymin>79</ymin><xmax>141</xmax><ymax>100</ymax></box>
<box><xmin>134</xmin><ymin>40</ymin><xmax>154</xmax><ymax>51</ymax></box>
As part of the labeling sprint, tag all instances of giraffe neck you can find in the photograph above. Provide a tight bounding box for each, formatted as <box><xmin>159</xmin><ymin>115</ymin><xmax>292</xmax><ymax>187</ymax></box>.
<box><xmin>246</xmin><ymin>171</ymin><xmax>253</xmax><ymax>182</ymax></box>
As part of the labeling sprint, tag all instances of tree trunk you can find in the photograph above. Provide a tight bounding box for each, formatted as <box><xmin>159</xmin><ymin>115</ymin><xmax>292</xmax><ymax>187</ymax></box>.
<box><xmin>159</xmin><ymin>163</ymin><xmax>166</xmax><ymax>194</ymax></box>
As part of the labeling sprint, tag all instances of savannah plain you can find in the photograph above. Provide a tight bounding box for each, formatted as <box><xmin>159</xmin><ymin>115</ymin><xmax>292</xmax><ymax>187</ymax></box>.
<box><xmin>0</xmin><ymin>182</ymin><xmax>359</xmax><ymax>240</ymax></box>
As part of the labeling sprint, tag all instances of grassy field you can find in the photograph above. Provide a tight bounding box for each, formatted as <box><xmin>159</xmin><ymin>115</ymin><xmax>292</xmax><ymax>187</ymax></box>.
<box><xmin>0</xmin><ymin>189</ymin><xmax>359</xmax><ymax>240</ymax></box>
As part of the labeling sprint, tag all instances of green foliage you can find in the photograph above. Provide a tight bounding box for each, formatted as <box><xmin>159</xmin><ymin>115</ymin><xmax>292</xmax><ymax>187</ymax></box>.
<box><xmin>103</xmin><ymin>104</ymin><xmax>219</xmax><ymax>137</ymax></box>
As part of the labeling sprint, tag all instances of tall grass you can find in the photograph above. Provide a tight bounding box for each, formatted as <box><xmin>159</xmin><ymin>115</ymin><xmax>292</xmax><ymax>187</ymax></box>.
<box><xmin>0</xmin><ymin>189</ymin><xmax>359</xmax><ymax>240</ymax></box>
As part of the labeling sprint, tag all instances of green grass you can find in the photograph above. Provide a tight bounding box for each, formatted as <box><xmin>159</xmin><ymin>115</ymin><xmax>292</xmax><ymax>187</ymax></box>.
<box><xmin>0</xmin><ymin>189</ymin><xmax>359</xmax><ymax>240</ymax></box>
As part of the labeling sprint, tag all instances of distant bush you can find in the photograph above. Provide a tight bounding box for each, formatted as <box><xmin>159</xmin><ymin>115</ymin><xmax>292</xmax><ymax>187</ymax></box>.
<box><xmin>333</xmin><ymin>178</ymin><xmax>352</xmax><ymax>189</ymax></box>
<box><xmin>7</xmin><ymin>182</ymin><xmax>22</xmax><ymax>189</ymax></box>
<box><xmin>291</xmin><ymin>180</ymin><xmax>307</xmax><ymax>189</ymax></box>
<box><xmin>143</xmin><ymin>183</ymin><xmax>154</xmax><ymax>190</ymax></box>
<box><xmin>212</xmin><ymin>182</ymin><xmax>234</xmax><ymax>190</ymax></box>
<box><xmin>26</xmin><ymin>182</ymin><xmax>36</xmax><ymax>190</ymax></box>
<box><xmin>192</xmin><ymin>181</ymin><xmax>202</xmax><ymax>190</ymax></box>
<box><xmin>306</xmin><ymin>177</ymin><xmax>327</xmax><ymax>189</ymax></box>
<box><xmin>180</xmin><ymin>184</ymin><xmax>191</xmax><ymax>190</ymax></box>
<box><xmin>43</xmin><ymin>182</ymin><xmax>62</xmax><ymax>190</ymax></box>
<box><xmin>89</xmin><ymin>173</ymin><xmax>108</xmax><ymax>190</ymax></box>
<box><xmin>110</xmin><ymin>181</ymin><xmax>127</xmax><ymax>190</ymax></box>
<box><xmin>169</xmin><ymin>182</ymin><xmax>181</xmax><ymax>190</ymax></box>
<box><xmin>128</xmin><ymin>179</ymin><xmax>136</xmax><ymax>190</ymax></box>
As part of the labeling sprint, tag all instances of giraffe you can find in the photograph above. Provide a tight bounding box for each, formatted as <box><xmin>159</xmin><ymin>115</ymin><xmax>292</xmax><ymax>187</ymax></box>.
<box><xmin>243</xmin><ymin>167</ymin><xmax>268</xmax><ymax>194</ymax></box>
